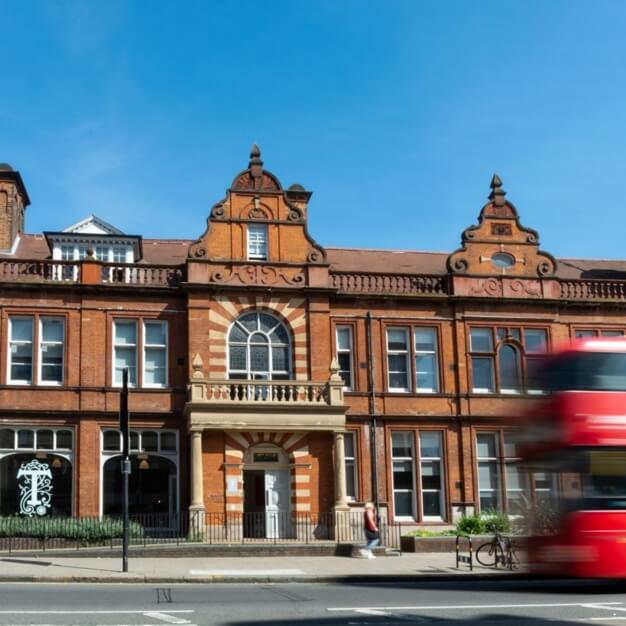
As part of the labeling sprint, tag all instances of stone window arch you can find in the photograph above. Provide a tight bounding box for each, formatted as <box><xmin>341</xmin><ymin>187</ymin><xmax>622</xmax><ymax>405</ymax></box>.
<box><xmin>228</xmin><ymin>311</ymin><xmax>291</xmax><ymax>380</ymax></box>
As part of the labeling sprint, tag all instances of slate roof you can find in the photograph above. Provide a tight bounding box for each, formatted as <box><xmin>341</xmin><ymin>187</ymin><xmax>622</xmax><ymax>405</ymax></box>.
<box><xmin>8</xmin><ymin>234</ymin><xmax>626</xmax><ymax>281</ymax></box>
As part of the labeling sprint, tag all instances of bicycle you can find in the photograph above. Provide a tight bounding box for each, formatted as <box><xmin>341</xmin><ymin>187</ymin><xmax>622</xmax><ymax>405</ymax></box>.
<box><xmin>475</xmin><ymin>531</ymin><xmax>520</xmax><ymax>569</ymax></box>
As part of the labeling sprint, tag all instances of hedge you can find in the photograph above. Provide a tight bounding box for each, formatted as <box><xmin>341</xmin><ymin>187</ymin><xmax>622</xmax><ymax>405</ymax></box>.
<box><xmin>0</xmin><ymin>516</ymin><xmax>144</xmax><ymax>541</ymax></box>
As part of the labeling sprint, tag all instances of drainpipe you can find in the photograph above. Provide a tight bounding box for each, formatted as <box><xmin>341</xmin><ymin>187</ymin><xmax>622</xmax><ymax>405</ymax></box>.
<box><xmin>366</xmin><ymin>312</ymin><xmax>380</xmax><ymax>522</ymax></box>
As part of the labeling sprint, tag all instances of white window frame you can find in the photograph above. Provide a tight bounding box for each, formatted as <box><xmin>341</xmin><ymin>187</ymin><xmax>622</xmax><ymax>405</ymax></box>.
<box><xmin>415</xmin><ymin>327</ymin><xmax>439</xmax><ymax>393</ymax></box>
<box><xmin>8</xmin><ymin>316</ymin><xmax>34</xmax><ymax>385</ymax></box>
<box><xmin>503</xmin><ymin>434</ymin><xmax>527</xmax><ymax>515</ymax></box>
<box><xmin>38</xmin><ymin>317</ymin><xmax>65</xmax><ymax>386</ymax></box>
<box><xmin>344</xmin><ymin>431</ymin><xmax>358</xmax><ymax>500</ymax></box>
<box><xmin>94</xmin><ymin>246</ymin><xmax>109</xmax><ymax>262</ymax></box>
<box><xmin>247</xmin><ymin>224</ymin><xmax>268</xmax><ymax>261</ymax></box>
<box><xmin>476</xmin><ymin>432</ymin><xmax>500</xmax><ymax>513</ymax></box>
<box><xmin>112</xmin><ymin>247</ymin><xmax>127</xmax><ymax>263</ymax></box>
<box><xmin>60</xmin><ymin>245</ymin><xmax>74</xmax><ymax>261</ymax></box>
<box><xmin>387</xmin><ymin>327</ymin><xmax>410</xmax><ymax>392</ymax></box>
<box><xmin>419</xmin><ymin>431</ymin><xmax>445</xmax><ymax>521</ymax></box>
<box><xmin>470</xmin><ymin>328</ymin><xmax>496</xmax><ymax>393</ymax></box>
<box><xmin>391</xmin><ymin>431</ymin><xmax>416</xmax><ymax>520</ymax></box>
<box><xmin>336</xmin><ymin>325</ymin><xmax>354</xmax><ymax>391</ymax></box>
<box><xmin>113</xmin><ymin>320</ymin><xmax>138</xmax><ymax>387</ymax></box>
<box><xmin>227</xmin><ymin>311</ymin><xmax>291</xmax><ymax>380</ymax></box>
<box><xmin>143</xmin><ymin>321</ymin><xmax>168</xmax><ymax>388</ymax></box>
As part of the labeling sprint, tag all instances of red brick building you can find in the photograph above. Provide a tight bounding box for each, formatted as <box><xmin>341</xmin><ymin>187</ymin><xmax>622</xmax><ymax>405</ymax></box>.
<box><xmin>0</xmin><ymin>150</ymin><xmax>624</xmax><ymax>534</ymax></box>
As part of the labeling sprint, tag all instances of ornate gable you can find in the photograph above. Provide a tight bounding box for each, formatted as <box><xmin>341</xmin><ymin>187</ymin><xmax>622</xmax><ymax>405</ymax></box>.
<box><xmin>187</xmin><ymin>145</ymin><xmax>328</xmax><ymax>288</ymax></box>
<box><xmin>447</xmin><ymin>175</ymin><xmax>556</xmax><ymax>278</ymax></box>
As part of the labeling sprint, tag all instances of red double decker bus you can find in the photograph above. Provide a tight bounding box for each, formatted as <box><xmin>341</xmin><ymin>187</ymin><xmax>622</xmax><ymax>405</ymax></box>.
<box><xmin>522</xmin><ymin>337</ymin><xmax>626</xmax><ymax>578</ymax></box>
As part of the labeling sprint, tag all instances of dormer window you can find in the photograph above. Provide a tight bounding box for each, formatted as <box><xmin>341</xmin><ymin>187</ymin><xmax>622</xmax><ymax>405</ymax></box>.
<box><xmin>247</xmin><ymin>224</ymin><xmax>267</xmax><ymax>261</ymax></box>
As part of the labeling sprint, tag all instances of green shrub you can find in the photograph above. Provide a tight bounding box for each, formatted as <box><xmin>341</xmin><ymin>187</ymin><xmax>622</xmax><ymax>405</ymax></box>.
<box><xmin>0</xmin><ymin>516</ymin><xmax>144</xmax><ymax>542</ymax></box>
<box><xmin>455</xmin><ymin>511</ymin><xmax>514</xmax><ymax>535</ymax></box>
<box><xmin>480</xmin><ymin>509</ymin><xmax>511</xmax><ymax>533</ymax></box>
<box><xmin>455</xmin><ymin>515</ymin><xmax>485</xmax><ymax>535</ymax></box>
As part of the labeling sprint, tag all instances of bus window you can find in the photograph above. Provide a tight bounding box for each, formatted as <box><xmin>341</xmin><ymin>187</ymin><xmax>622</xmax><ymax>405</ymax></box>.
<box><xmin>541</xmin><ymin>352</ymin><xmax>626</xmax><ymax>392</ymax></box>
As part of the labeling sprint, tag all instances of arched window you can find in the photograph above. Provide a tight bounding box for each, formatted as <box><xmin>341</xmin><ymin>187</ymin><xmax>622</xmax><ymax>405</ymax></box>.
<box><xmin>228</xmin><ymin>312</ymin><xmax>291</xmax><ymax>380</ymax></box>
<box><xmin>498</xmin><ymin>344</ymin><xmax>522</xmax><ymax>394</ymax></box>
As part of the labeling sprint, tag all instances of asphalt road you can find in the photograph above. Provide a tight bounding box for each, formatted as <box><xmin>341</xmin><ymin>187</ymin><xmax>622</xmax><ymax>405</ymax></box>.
<box><xmin>0</xmin><ymin>579</ymin><xmax>626</xmax><ymax>625</ymax></box>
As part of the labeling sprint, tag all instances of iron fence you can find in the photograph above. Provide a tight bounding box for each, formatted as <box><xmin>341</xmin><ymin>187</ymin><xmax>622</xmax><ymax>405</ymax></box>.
<box><xmin>0</xmin><ymin>511</ymin><xmax>400</xmax><ymax>553</ymax></box>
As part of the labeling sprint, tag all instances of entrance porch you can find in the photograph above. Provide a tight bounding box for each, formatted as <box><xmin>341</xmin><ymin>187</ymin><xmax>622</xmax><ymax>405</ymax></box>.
<box><xmin>184</xmin><ymin>362</ymin><xmax>352</xmax><ymax>541</ymax></box>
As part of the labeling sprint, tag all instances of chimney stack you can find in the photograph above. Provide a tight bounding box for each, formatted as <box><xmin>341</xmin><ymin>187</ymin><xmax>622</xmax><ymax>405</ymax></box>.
<box><xmin>0</xmin><ymin>164</ymin><xmax>30</xmax><ymax>251</ymax></box>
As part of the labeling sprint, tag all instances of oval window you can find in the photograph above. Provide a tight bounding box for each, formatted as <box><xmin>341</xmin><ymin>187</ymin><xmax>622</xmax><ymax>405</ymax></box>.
<box><xmin>491</xmin><ymin>252</ymin><xmax>515</xmax><ymax>269</ymax></box>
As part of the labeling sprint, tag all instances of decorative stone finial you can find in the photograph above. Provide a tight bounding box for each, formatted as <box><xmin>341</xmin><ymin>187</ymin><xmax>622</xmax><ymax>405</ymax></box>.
<box><xmin>248</xmin><ymin>143</ymin><xmax>264</xmax><ymax>189</ymax></box>
<box><xmin>329</xmin><ymin>358</ymin><xmax>343</xmax><ymax>382</ymax></box>
<box><xmin>249</xmin><ymin>143</ymin><xmax>263</xmax><ymax>167</ymax></box>
<box><xmin>192</xmin><ymin>353</ymin><xmax>204</xmax><ymax>380</ymax></box>
<box><xmin>489</xmin><ymin>173</ymin><xmax>506</xmax><ymax>207</ymax></box>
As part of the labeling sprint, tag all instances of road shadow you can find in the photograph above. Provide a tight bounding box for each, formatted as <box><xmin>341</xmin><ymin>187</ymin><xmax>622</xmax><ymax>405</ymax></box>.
<box><xmin>328</xmin><ymin>576</ymin><xmax>626</xmax><ymax>596</ymax></box>
<box><xmin>225</xmin><ymin>614</ymin><xmax>591</xmax><ymax>625</ymax></box>
<box><xmin>0</xmin><ymin>557</ymin><xmax>122</xmax><ymax>574</ymax></box>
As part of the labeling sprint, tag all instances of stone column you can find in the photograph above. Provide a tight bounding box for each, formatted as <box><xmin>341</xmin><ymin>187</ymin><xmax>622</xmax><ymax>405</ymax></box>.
<box><xmin>189</xmin><ymin>430</ymin><xmax>205</xmax><ymax>539</ymax></box>
<box><xmin>334</xmin><ymin>431</ymin><xmax>349</xmax><ymax>509</ymax></box>
<box><xmin>333</xmin><ymin>431</ymin><xmax>351</xmax><ymax>542</ymax></box>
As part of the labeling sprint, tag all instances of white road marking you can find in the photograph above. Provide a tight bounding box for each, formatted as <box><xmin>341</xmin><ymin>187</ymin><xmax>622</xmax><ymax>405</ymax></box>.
<box><xmin>353</xmin><ymin>608</ymin><xmax>430</xmax><ymax>623</ymax></box>
<box><xmin>188</xmin><ymin>568</ymin><xmax>304</xmax><ymax>576</ymax></box>
<box><xmin>329</xmin><ymin>601</ymin><xmax>623</xmax><ymax>612</ymax></box>
<box><xmin>355</xmin><ymin>609</ymin><xmax>391</xmax><ymax>616</ymax></box>
<box><xmin>585</xmin><ymin>603</ymin><xmax>626</xmax><ymax>621</ymax></box>
<box><xmin>0</xmin><ymin>610</ymin><xmax>194</xmax><ymax>614</ymax></box>
<box><xmin>585</xmin><ymin>605</ymin><xmax>626</xmax><ymax>613</ymax></box>
<box><xmin>144</xmin><ymin>612</ymin><xmax>191</xmax><ymax>624</ymax></box>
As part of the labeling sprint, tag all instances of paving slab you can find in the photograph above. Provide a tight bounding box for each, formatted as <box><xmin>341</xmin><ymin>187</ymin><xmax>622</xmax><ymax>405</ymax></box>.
<box><xmin>0</xmin><ymin>553</ymin><xmax>525</xmax><ymax>583</ymax></box>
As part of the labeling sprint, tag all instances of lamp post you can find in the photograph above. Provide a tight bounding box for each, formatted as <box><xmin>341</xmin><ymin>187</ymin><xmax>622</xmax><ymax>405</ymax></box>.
<box><xmin>119</xmin><ymin>367</ymin><xmax>130</xmax><ymax>573</ymax></box>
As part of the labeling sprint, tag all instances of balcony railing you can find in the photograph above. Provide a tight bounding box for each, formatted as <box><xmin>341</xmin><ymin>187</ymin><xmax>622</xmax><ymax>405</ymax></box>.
<box><xmin>100</xmin><ymin>263</ymin><xmax>184</xmax><ymax>286</ymax></box>
<box><xmin>0</xmin><ymin>259</ymin><xmax>184</xmax><ymax>287</ymax></box>
<box><xmin>560</xmin><ymin>279</ymin><xmax>626</xmax><ymax>301</ymax></box>
<box><xmin>188</xmin><ymin>379</ymin><xmax>343</xmax><ymax>407</ymax></box>
<box><xmin>331</xmin><ymin>271</ymin><xmax>448</xmax><ymax>296</ymax></box>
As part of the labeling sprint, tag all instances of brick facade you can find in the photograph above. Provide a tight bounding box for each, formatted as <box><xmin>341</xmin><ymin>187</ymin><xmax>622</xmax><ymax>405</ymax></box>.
<box><xmin>0</xmin><ymin>148</ymin><xmax>625</xmax><ymax>533</ymax></box>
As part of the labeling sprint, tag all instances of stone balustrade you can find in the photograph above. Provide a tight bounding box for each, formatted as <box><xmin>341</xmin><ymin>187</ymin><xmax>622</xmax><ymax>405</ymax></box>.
<box><xmin>330</xmin><ymin>271</ymin><xmax>448</xmax><ymax>296</ymax></box>
<box><xmin>560</xmin><ymin>279</ymin><xmax>626</xmax><ymax>301</ymax></box>
<box><xmin>0</xmin><ymin>259</ymin><xmax>184</xmax><ymax>287</ymax></box>
<box><xmin>188</xmin><ymin>378</ymin><xmax>344</xmax><ymax>407</ymax></box>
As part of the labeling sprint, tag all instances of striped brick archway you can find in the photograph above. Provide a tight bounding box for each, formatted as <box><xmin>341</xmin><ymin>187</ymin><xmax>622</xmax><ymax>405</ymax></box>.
<box><xmin>208</xmin><ymin>295</ymin><xmax>308</xmax><ymax>380</ymax></box>
<box><xmin>223</xmin><ymin>431</ymin><xmax>311</xmax><ymax>514</ymax></box>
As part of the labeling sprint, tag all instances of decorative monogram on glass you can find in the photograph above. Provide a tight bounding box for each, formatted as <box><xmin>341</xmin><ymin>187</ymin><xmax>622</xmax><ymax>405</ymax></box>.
<box><xmin>17</xmin><ymin>459</ymin><xmax>52</xmax><ymax>516</ymax></box>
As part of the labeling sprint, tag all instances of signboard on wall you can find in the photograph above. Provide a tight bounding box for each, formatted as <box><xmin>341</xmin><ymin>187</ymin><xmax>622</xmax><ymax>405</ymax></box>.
<box><xmin>17</xmin><ymin>459</ymin><xmax>53</xmax><ymax>516</ymax></box>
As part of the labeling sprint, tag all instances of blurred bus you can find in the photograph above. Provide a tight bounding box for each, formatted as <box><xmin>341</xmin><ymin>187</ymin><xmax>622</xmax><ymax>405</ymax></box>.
<box><xmin>522</xmin><ymin>337</ymin><xmax>626</xmax><ymax>578</ymax></box>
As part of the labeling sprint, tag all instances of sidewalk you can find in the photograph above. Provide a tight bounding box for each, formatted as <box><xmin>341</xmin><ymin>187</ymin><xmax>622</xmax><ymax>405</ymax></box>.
<box><xmin>0</xmin><ymin>553</ymin><xmax>524</xmax><ymax>583</ymax></box>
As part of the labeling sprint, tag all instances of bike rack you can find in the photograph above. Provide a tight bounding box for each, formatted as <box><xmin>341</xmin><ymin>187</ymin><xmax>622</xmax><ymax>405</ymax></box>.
<box><xmin>455</xmin><ymin>534</ymin><xmax>473</xmax><ymax>571</ymax></box>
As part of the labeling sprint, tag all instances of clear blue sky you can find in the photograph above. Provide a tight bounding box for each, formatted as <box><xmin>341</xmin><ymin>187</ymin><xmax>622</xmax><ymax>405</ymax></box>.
<box><xmin>1</xmin><ymin>1</ymin><xmax>625</xmax><ymax>259</ymax></box>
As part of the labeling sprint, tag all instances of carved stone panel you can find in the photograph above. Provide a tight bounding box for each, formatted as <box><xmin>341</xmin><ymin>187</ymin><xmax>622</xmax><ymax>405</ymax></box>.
<box><xmin>208</xmin><ymin>264</ymin><xmax>306</xmax><ymax>287</ymax></box>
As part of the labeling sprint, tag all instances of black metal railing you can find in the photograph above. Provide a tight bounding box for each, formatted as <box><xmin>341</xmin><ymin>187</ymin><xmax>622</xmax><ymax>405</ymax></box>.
<box><xmin>0</xmin><ymin>510</ymin><xmax>400</xmax><ymax>553</ymax></box>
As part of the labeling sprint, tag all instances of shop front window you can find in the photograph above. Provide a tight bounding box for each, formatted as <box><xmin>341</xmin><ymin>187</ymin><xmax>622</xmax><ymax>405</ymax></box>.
<box><xmin>0</xmin><ymin>427</ymin><xmax>73</xmax><ymax>516</ymax></box>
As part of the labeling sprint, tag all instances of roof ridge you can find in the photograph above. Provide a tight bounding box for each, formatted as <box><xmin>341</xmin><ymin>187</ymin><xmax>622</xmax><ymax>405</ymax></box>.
<box><xmin>326</xmin><ymin>246</ymin><xmax>448</xmax><ymax>255</ymax></box>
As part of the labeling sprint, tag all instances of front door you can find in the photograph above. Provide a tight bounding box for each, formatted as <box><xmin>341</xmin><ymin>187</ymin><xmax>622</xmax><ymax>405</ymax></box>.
<box><xmin>265</xmin><ymin>469</ymin><xmax>290</xmax><ymax>539</ymax></box>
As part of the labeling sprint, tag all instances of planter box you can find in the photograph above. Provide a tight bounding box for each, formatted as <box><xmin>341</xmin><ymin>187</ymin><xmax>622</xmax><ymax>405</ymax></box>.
<box><xmin>400</xmin><ymin>534</ymin><xmax>528</xmax><ymax>553</ymax></box>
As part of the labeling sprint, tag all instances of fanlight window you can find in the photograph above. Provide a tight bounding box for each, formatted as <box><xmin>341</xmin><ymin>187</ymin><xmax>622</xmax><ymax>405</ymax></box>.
<box><xmin>228</xmin><ymin>312</ymin><xmax>291</xmax><ymax>380</ymax></box>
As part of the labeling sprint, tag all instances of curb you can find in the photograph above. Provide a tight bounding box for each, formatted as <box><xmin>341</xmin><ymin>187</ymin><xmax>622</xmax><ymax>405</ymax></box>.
<box><xmin>0</xmin><ymin>572</ymin><xmax>526</xmax><ymax>584</ymax></box>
